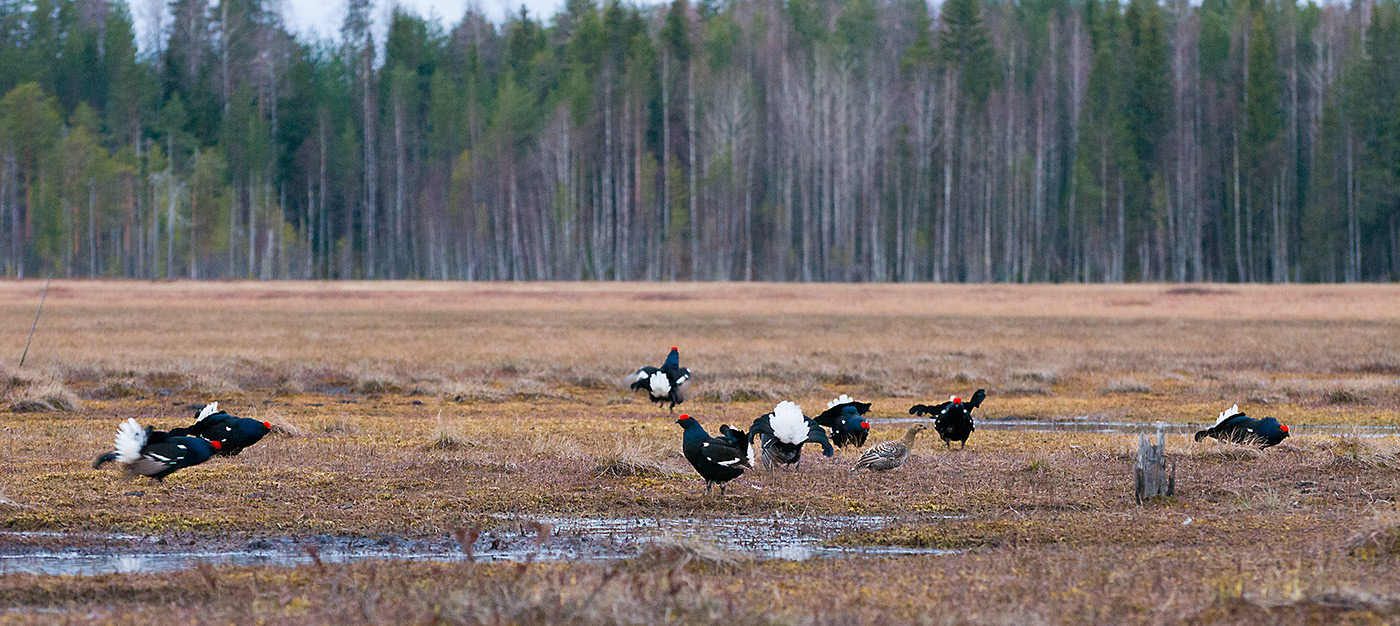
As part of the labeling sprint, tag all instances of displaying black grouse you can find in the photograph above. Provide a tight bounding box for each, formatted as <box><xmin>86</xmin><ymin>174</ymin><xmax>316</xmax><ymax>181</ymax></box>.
<box><xmin>748</xmin><ymin>401</ymin><xmax>835</xmax><ymax>470</ymax></box>
<box><xmin>93</xmin><ymin>418</ymin><xmax>220</xmax><ymax>481</ymax></box>
<box><xmin>815</xmin><ymin>394</ymin><xmax>872</xmax><ymax>448</ymax></box>
<box><xmin>168</xmin><ymin>402</ymin><xmax>271</xmax><ymax>456</ymax></box>
<box><xmin>629</xmin><ymin>347</ymin><xmax>692</xmax><ymax>411</ymax></box>
<box><xmin>678</xmin><ymin>415</ymin><xmax>751</xmax><ymax>494</ymax></box>
<box><xmin>1194</xmin><ymin>404</ymin><xmax>1290</xmax><ymax>448</ymax></box>
<box><xmin>910</xmin><ymin>389</ymin><xmax>986</xmax><ymax>449</ymax></box>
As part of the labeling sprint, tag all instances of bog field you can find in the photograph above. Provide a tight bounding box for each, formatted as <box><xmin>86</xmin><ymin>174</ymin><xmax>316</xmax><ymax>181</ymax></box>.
<box><xmin>1</xmin><ymin>281</ymin><xmax>1399</xmax><ymax>625</ymax></box>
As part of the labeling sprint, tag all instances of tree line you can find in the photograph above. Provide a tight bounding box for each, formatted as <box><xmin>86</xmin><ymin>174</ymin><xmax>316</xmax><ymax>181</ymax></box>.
<box><xmin>1</xmin><ymin>0</ymin><xmax>1398</xmax><ymax>282</ymax></box>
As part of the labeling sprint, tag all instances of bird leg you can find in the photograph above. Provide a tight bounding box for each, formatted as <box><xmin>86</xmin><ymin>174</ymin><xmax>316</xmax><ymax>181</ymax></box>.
<box><xmin>960</xmin><ymin>441</ymin><xmax>966</xmax><ymax>450</ymax></box>
<box><xmin>719</xmin><ymin>484</ymin><xmax>727</xmax><ymax>495</ymax></box>
<box><xmin>704</xmin><ymin>481</ymin><xmax>713</xmax><ymax>494</ymax></box>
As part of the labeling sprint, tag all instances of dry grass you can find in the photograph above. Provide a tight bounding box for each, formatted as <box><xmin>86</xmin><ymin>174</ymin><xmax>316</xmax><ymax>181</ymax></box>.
<box><xmin>2</xmin><ymin>281</ymin><xmax>1400</xmax><ymax>424</ymax></box>
<box><xmin>2</xmin><ymin>372</ymin><xmax>79</xmax><ymax>412</ymax></box>
<box><xmin>0</xmin><ymin>282</ymin><xmax>1398</xmax><ymax>624</ymax></box>
<box><xmin>1349</xmin><ymin>508</ymin><xmax>1400</xmax><ymax>560</ymax></box>
<box><xmin>632</xmin><ymin>534</ymin><xmax>745</xmax><ymax>571</ymax></box>
<box><xmin>425</xmin><ymin>412</ymin><xmax>480</xmax><ymax>451</ymax></box>
<box><xmin>1101</xmin><ymin>377</ymin><xmax>1153</xmax><ymax>395</ymax></box>
<box><xmin>590</xmin><ymin>437</ymin><xmax>677</xmax><ymax>478</ymax></box>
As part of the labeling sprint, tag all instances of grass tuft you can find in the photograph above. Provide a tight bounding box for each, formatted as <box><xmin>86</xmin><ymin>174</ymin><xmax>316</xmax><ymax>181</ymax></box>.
<box><xmin>1100</xmin><ymin>377</ymin><xmax>1152</xmax><ymax>395</ymax></box>
<box><xmin>425</xmin><ymin>412</ymin><xmax>479</xmax><ymax>450</ymax></box>
<box><xmin>632</xmin><ymin>534</ymin><xmax>744</xmax><ymax>571</ymax></box>
<box><xmin>1349</xmin><ymin>509</ymin><xmax>1400</xmax><ymax>560</ymax></box>
<box><xmin>6</xmin><ymin>379</ymin><xmax>80</xmax><ymax>412</ymax></box>
<box><xmin>592</xmin><ymin>438</ymin><xmax>675</xmax><ymax>478</ymax></box>
<box><xmin>1324</xmin><ymin>387</ymin><xmax>1367</xmax><ymax>405</ymax></box>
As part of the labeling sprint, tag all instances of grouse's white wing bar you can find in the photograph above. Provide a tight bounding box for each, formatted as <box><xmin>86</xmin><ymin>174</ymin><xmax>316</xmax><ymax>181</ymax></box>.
<box><xmin>770</xmin><ymin>401</ymin><xmax>808</xmax><ymax>444</ymax></box>
<box><xmin>113</xmin><ymin>418</ymin><xmax>147</xmax><ymax>464</ymax></box>
<box><xmin>196</xmin><ymin>402</ymin><xmax>220</xmax><ymax>423</ymax></box>
<box><xmin>827</xmin><ymin>394</ymin><xmax>855</xmax><ymax>410</ymax></box>
<box><xmin>1215</xmin><ymin>404</ymin><xmax>1241</xmax><ymax>426</ymax></box>
<box><xmin>649</xmin><ymin>371</ymin><xmax>671</xmax><ymax>396</ymax></box>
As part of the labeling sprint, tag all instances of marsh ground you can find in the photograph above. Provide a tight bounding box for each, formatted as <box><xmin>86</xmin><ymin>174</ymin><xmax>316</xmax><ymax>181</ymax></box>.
<box><xmin>0</xmin><ymin>281</ymin><xmax>1398</xmax><ymax>624</ymax></box>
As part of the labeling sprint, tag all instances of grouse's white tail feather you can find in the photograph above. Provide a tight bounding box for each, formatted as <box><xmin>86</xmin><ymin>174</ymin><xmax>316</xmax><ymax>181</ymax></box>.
<box><xmin>649</xmin><ymin>371</ymin><xmax>671</xmax><ymax>397</ymax></box>
<box><xmin>1215</xmin><ymin>404</ymin><xmax>1242</xmax><ymax>426</ymax></box>
<box><xmin>196</xmin><ymin>402</ymin><xmax>220</xmax><ymax>423</ymax></box>
<box><xmin>771</xmin><ymin>401</ymin><xmax>808</xmax><ymax>444</ymax></box>
<box><xmin>113</xmin><ymin>419</ymin><xmax>147</xmax><ymax>464</ymax></box>
<box><xmin>827</xmin><ymin>394</ymin><xmax>855</xmax><ymax>410</ymax></box>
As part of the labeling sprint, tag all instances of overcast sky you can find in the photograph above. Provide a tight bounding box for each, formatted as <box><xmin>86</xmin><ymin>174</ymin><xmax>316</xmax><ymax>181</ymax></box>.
<box><xmin>132</xmin><ymin>0</ymin><xmax>585</xmax><ymax>52</ymax></box>
<box><xmin>285</xmin><ymin>0</ymin><xmax>570</xmax><ymax>41</ymax></box>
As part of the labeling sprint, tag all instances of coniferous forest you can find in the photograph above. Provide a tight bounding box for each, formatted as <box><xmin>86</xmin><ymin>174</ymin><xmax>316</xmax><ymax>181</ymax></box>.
<box><xmin>1</xmin><ymin>0</ymin><xmax>1399</xmax><ymax>282</ymax></box>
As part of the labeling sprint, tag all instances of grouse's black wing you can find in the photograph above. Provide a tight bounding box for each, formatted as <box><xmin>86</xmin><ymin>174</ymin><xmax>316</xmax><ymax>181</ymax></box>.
<box><xmin>698</xmin><ymin>435</ymin><xmax>748</xmax><ymax>468</ymax></box>
<box><xmin>669</xmin><ymin>367</ymin><xmax>692</xmax><ymax>400</ymax></box>
<box><xmin>804</xmin><ymin>420</ymin><xmax>836</xmax><ymax>457</ymax></box>
<box><xmin>717</xmin><ymin>425</ymin><xmax>752</xmax><ymax>467</ymax></box>
<box><xmin>178</xmin><ymin>413</ymin><xmax>231</xmax><ymax>440</ymax></box>
<box><xmin>748</xmin><ymin>413</ymin><xmax>775</xmax><ymax>443</ymax></box>
<box><xmin>966</xmin><ymin>389</ymin><xmax>987</xmax><ymax>410</ymax></box>
<box><xmin>629</xmin><ymin>366</ymin><xmax>660</xmax><ymax>391</ymax></box>
<box><xmin>130</xmin><ymin>437</ymin><xmax>212</xmax><ymax>477</ymax></box>
<box><xmin>815</xmin><ymin>405</ymin><xmax>847</xmax><ymax>429</ymax></box>
<box><xmin>910</xmin><ymin>401</ymin><xmax>952</xmax><ymax>417</ymax></box>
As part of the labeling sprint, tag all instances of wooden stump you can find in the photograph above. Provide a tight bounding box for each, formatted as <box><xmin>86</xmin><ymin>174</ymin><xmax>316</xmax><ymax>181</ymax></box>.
<box><xmin>1135</xmin><ymin>428</ymin><xmax>1176</xmax><ymax>504</ymax></box>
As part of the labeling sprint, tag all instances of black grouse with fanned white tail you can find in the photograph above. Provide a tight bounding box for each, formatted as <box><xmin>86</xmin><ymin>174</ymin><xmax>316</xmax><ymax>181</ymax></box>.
<box><xmin>629</xmin><ymin>347</ymin><xmax>691</xmax><ymax>411</ymax></box>
<box><xmin>678</xmin><ymin>415</ymin><xmax>751</xmax><ymax>494</ymax></box>
<box><xmin>748</xmin><ymin>401</ymin><xmax>834</xmax><ymax>470</ymax></box>
<box><xmin>1194</xmin><ymin>404</ymin><xmax>1290</xmax><ymax>448</ymax></box>
<box><xmin>910</xmin><ymin>388</ymin><xmax>985</xmax><ymax>449</ymax></box>
<box><xmin>168</xmin><ymin>402</ymin><xmax>271</xmax><ymax>456</ymax></box>
<box><xmin>815</xmin><ymin>394</ymin><xmax>872</xmax><ymax>448</ymax></box>
<box><xmin>93</xmin><ymin>418</ymin><xmax>220</xmax><ymax>481</ymax></box>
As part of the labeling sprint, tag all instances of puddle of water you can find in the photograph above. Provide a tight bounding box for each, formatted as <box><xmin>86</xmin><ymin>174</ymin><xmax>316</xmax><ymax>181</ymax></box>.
<box><xmin>530</xmin><ymin>514</ymin><xmax>960</xmax><ymax>561</ymax></box>
<box><xmin>874</xmin><ymin>417</ymin><xmax>1400</xmax><ymax>437</ymax></box>
<box><xmin>0</xmin><ymin>515</ymin><xmax>962</xmax><ymax>576</ymax></box>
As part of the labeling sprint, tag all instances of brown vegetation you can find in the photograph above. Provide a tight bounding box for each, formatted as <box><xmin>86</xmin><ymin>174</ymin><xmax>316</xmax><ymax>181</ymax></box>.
<box><xmin>1</xmin><ymin>282</ymin><xmax>1398</xmax><ymax>624</ymax></box>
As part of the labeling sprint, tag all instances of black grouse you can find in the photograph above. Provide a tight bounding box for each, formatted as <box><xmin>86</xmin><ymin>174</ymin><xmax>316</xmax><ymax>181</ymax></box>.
<box><xmin>93</xmin><ymin>418</ymin><xmax>220</xmax><ymax>481</ymax></box>
<box><xmin>815</xmin><ymin>394</ymin><xmax>871</xmax><ymax>448</ymax></box>
<box><xmin>168</xmin><ymin>402</ymin><xmax>271</xmax><ymax>456</ymax></box>
<box><xmin>909</xmin><ymin>388</ymin><xmax>986</xmax><ymax>449</ymax></box>
<box><xmin>748</xmin><ymin>401</ymin><xmax>835</xmax><ymax>470</ymax></box>
<box><xmin>678</xmin><ymin>415</ymin><xmax>751</xmax><ymax>494</ymax></box>
<box><xmin>1194</xmin><ymin>404</ymin><xmax>1290</xmax><ymax>448</ymax></box>
<box><xmin>629</xmin><ymin>347</ymin><xmax>691</xmax><ymax>411</ymax></box>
